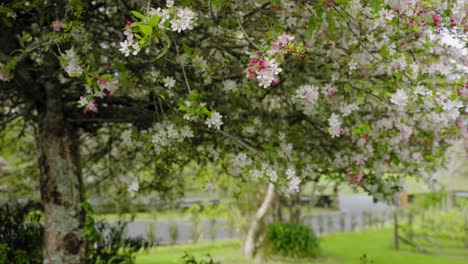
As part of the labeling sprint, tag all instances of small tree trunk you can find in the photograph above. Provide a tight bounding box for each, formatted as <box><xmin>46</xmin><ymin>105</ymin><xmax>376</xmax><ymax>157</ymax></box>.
<box><xmin>293</xmin><ymin>192</ymin><xmax>301</xmax><ymax>224</ymax></box>
<box><xmin>38</xmin><ymin>82</ymin><xmax>85</xmax><ymax>264</ymax></box>
<box><xmin>273</xmin><ymin>190</ymin><xmax>283</xmax><ymax>223</ymax></box>
<box><xmin>243</xmin><ymin>183</ymin><xmax>275</xmax><ymax>261</ymax></box>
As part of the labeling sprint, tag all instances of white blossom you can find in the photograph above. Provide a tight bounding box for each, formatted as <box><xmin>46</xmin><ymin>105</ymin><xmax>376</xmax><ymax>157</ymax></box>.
<box><xmin>171</xmin><ymin>7</ymin><xmax>196</xmax><ymax>33</ymax></box>
<box><xmin>233</xmin><ymin>153</ymin><xmax>252</xmax><ymax>168</ymax></box>
<box><xmin>63</xmin><ymin>48</ymin><xmax>83</xmax><ymax>76</ymax></box>
<box><xmin>328</xmin><ymin>113</ymin><xmax>343</xmax><ymax>138</ymax></box>
<box><xmin>390</xmin><ymin>89</ymin><xmax>409</xmax><ymax>107</ymax></box>
<box><xmin>223</xmin><ymin>80</ymin><xmax>237</xmax><ymax>92</ymax></box>
<box><xmin>205</xmin><ymin>112</ymin><xmax>223</xmax><ymax>130</ymax></box>
<box><xmin>127</xmin><ymin>178</ymin><xmax>139</xmax><ymax>197</ymax></box>
<box><xmin>163</xmin><ymin>76</ymin><xmax>176</xmax><ymax>89</ymax></box>
<box><xmin>286</xmin><ymin>167</ymin><xmax>301</xmax><ymax>193</ymax></box>
<box><xmin>340</xmin><ymin>103</ymin><xmax>359</xmax><ymax>117</ymax></box>
<box><xmin>266</xmin><ymin>168</ymin><xmax>278</xmax><ymax>182</ymax></box>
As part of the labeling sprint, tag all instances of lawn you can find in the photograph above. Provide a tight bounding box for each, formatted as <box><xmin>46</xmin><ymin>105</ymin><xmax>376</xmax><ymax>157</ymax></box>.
<box><xmin>136</xmin><ymin>228</ymin><xmax>467</xmax><ymax>264</ymax></box>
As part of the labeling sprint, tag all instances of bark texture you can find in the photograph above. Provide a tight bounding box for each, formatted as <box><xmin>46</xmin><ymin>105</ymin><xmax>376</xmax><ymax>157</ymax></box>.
<box><xmin>38</xmin><ymin>82</ymin><xmax>85</xmax><ymax>264</ymax></box>
<box><xmin>243</xmin><ymin>183</ymin><xmax>276</xmax><ymax>261</ymax></box>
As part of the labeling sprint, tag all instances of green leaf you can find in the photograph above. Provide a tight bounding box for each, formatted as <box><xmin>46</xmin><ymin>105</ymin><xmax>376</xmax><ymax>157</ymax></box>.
<box><xmin>182</xmin><ymin>43</ymin><xmax>193</xmax><ymax>55</ymax></box>
<box><xmin>393</xmin><ymin>72</ymin><xmax>403</xmax><ymax>81</ymax></box>
<box><xmin>326</xmin><ymin>12</ymin><xmax>337</xmax><ymax>41</ymax></box>
<box><xmin>355</xmin><ymin>96</ymin><xmax>365</xmax><ymax>106</ymax></box>
<box><xmin>379</xmin><ymin>45</ymin><xmax>390</xmax><ymax>59</ymax></box>
<box><xmin>140</xmin><ymin>25</ymin><xmax>153</xmax><ymax>36</ymax></box>
<box><xmin>149</xmin><ymin>15</ymin><xmax>160</xmax><ymax>27</ymax></box>
<box><xmin>211</xmin><ymin>0</ymin><xmax>222</xmax><ymax>9</ymax></box>
<box><xmin>130</xmin><ymin>11</ymin><xmax>147</xmax><ymax>21</ymax></box>
<box><xmin>305</xmin><ymin>16</ymin><xmax>318</xmax><ymax>41</ymax></box>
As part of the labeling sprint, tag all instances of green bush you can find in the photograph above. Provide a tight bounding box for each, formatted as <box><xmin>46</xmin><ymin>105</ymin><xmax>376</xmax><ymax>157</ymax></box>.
<box><xmin>266</xmin><ymin>222</ymin><xmax>320</xmax><ymax>258</ymax></box>
<box><xmin>0</xmin><ymin>200</ymin><xmax>151</xmax><ymax>264</ymax></box>
<box><xmin>0</xmin><ymin>200</ymin><xmax>43</xmax><ymax>264</ymax></box>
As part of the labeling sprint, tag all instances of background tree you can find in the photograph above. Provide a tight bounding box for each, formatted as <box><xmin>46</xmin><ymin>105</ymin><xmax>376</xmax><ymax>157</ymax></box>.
<box><xmin>1</xmin><ymin>0</ymin><xmax>466</xmax><ymax>263</ymax></box>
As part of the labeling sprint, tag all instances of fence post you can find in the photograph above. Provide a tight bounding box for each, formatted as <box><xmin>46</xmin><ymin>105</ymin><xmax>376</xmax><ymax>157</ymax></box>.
<box><xmin>408</xmin><ymin>211</ymin><xmax>413</xmax><ymax>241</ymax></box>
<box><xmin>464</xmin><ymin>210</ymin><xmax>468</xmax><ymax>249</ymax></box>
<box><xmin>394</xmin><ymin>210</ymin><xmax>400</xmax><ymax>250</ymax></box>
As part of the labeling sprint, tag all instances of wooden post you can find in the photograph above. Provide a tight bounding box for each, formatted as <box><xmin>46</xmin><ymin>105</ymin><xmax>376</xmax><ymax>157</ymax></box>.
<box><xmin>340</xmin><ymin>212</ymin><xmax>346</xmax><ymax>232</ymax></box>
<box><xmin>464</xmin><ymin>210</ymin><xmax>468</xmax><ymax>249</ymax></box>
<box><xmin>394</xmin><ymin>211</ymin><xmax>400</xmax><ymax>250</ymax></box>
<box><xmin>408</xmin><ymin>212</ymin><xmax>413</xmax><ymax>241</ymax></box>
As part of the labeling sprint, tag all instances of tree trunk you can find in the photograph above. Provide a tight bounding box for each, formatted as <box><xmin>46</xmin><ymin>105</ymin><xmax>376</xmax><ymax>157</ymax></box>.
<box><xmin>38</xmin><ymin>82</ymin><xmax>85</xmax><ymax>264</ymax></box>
<box><xmin>243</xmin><ymin>183</ymin><xmax>275</xmax><ymax>261</ymax></box>
<box><xmin>292</xmin><ymin>192</ymin><xmax>301</xmax><ymax>224</ymax></box>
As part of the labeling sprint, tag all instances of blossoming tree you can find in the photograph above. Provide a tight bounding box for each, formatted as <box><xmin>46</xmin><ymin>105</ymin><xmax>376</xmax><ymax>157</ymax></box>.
<box><xmin>0</xmin><ymin>0</ymin><xmax>467</xmax><ymax>263</ymax></box>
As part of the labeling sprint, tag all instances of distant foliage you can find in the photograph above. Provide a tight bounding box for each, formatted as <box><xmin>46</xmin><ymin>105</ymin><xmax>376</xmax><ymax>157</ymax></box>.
<box><xmin>83</xmin><ymin>201</ymin><xmax>152</xmax><ymax>264</ymax></box>
<box><xmin>266</xmin><ymin>222</ymin><xmax>320</xmax><ymax>258</ymax></box>
<box><xmin>169</xmin><ymin>223</ymin><xmax>179</xmax><ymax>245</ymax></box>
<box><xmin>411</xmin><ymin>189</ymin><xmax>447</xmax><ymax>209</ymax></box>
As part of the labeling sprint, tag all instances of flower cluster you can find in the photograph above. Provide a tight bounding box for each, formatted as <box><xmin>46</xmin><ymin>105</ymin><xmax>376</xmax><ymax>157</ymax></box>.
<box><xmin>222</xmin><ymin>80</ymin><xmax>237</xmax><ymax>93</ymax></box>
<box><xmin>77</xmin><ymin>75</ymin><xmax>119</xmax><ymax>113</ymax></box>
<box><xmin>120</xmin><ymin>2</ymin><xmax>196</xmax><ymax>57</ymax></box>
<box><xmin>171</xmin><ymin>7</ymin><xmax>196</xmax><ymax>33</ymax></box>
<box><xmin>151</xmin><ymin>122</ymin><xmax>194</xmax><ymax>154</ymax></box>
<box><xmin>247</xmin><ymin>57</ymin><xmax>282</xmax><ymax>88</ymax></box>
<box><xmin>285</xmin><ymin>167</ymin><xmax>301</xmax><ymax>193</ymax></box>
<box><xmin>119</xmin><ymin>27</ymin><xmax>140</xmax><ymax>57</ymax></box>
<box><xmin>0</xmin><ymin>64</ymin><xmax>12</xmax><ymax>82</ymax></box>
<box><xmin>127</xmin><ymin>178</ymin><xmax>139</xmax><ymax>197</ymax></box>
<box><xmin>50</xmin><ymin>19</ymin><xmax>63</xmax><ymax>32</ymax></box>
<box><xmin>247</xmin><ymin>34</ymin><xmax>306</xmax><ymax>88</ymax></box>
<box><xmin>328</xmin><ymin>113</ymin><xmax>343</xmax><ymax>138</ymax></box>
<box><xmin>205</xmin><ymin>111</ymin><xmax>223</xmax><ymax>130</ymax></box>
<box><xmin>77</xmin><ymin>96</ymin><xmax>98</xmax><ymax>113</ymax></box>
<box><xmin>97</xmin><ymin>76</ymin><xmax>118</xmax><ymax>96</ymax></box>
<box><xmin>62</xmin><ymin>48</ymin><xmax>83</xmax><ymax>77</ymax></box>
<box><xmin>230</xmin><ymin>153</ymin><xmax>253</xmax><ymax>176</ymax></box>
<box><xmin>294</xmin><ymin>84</ymin><xmax>320</xmax><ymax>115</ymax></box>
<box><xmin>148</xmin><ymin>2</ymin><xmax>196</xmax><ymax>33</ymax></box>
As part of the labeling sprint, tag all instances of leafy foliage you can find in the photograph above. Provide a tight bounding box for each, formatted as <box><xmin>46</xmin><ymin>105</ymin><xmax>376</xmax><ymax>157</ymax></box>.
<box><xmin>266</xmin><ymin>222</ymin><xmax>320</xmax><ymax>258</ymax></box>
<box><xmin>181</xmin><ymin>252</ymin><xmax>220</xmax><ymax>264</ymax></box>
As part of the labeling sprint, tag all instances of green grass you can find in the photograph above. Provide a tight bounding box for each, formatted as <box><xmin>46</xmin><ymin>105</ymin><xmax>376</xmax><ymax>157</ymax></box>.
<box><xmin>136</xmin><ymin>228</ymin><xmax>467</xmax><ymax>264</ymax></box>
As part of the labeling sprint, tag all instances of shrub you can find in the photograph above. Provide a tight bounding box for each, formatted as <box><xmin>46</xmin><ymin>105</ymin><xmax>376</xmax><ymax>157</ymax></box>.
<box><xmin>188</xmin><ymin>204</ymin><xmax>202</xmax><ymax>243</ymax></box>
<box><xmin>169</xmin><ymin>223</ymin><xmax>179</xmax><ymax>245</ymax></box>
<box><xmin>265</xmin><ymin>222</ymin><xmax>320</xmax><ymax>258</ymax></box>
<box><xmin>181</xmin><ymin>252</ymin><xmax>220</xmax><ymax>264</ymax></box>
<box><xmin>0</xmin><ymin>200</ymin><xmax>43</xmax><ymax>264</ymax></box>
<box><xmin>83</xmin><ymin>201</ymin><xmax>152</xmax><ymax>264</ymax></box>
<box><xmin>0</xmin><ymin>200</ymin><xmax>151</xmax><ymax>264</ymax></box>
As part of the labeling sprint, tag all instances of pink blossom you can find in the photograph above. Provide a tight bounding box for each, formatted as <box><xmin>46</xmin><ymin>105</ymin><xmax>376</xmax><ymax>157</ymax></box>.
<box><xmin>432</xmin><ymin>14</ymin><xmax>441</xmax><ymax>27</ymax></box>
<box><xmin>0</xmin><ymin>71</ymin><xmax>12</xmax><ymax>82</ymax></box>
<box><xmin>50</xmin><ymin>20</ymin><xmax>63</xmax><ymax>32</ymax></box>
<box><xmin>204</xmin><ymin>182</ymin><xmax>214</xmax><ymax>193</ymax></box>
<box><xmin>98</xmin><ymin>76</ymin><xmax>118</xmax><ymax>96</ymax></box>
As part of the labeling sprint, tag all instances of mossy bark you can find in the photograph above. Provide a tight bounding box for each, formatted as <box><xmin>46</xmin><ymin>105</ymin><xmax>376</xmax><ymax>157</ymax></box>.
<box><xmin>38</xmin><ymin>82</ymin><xmax>85</xmax><ymax>264</ymax></box>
